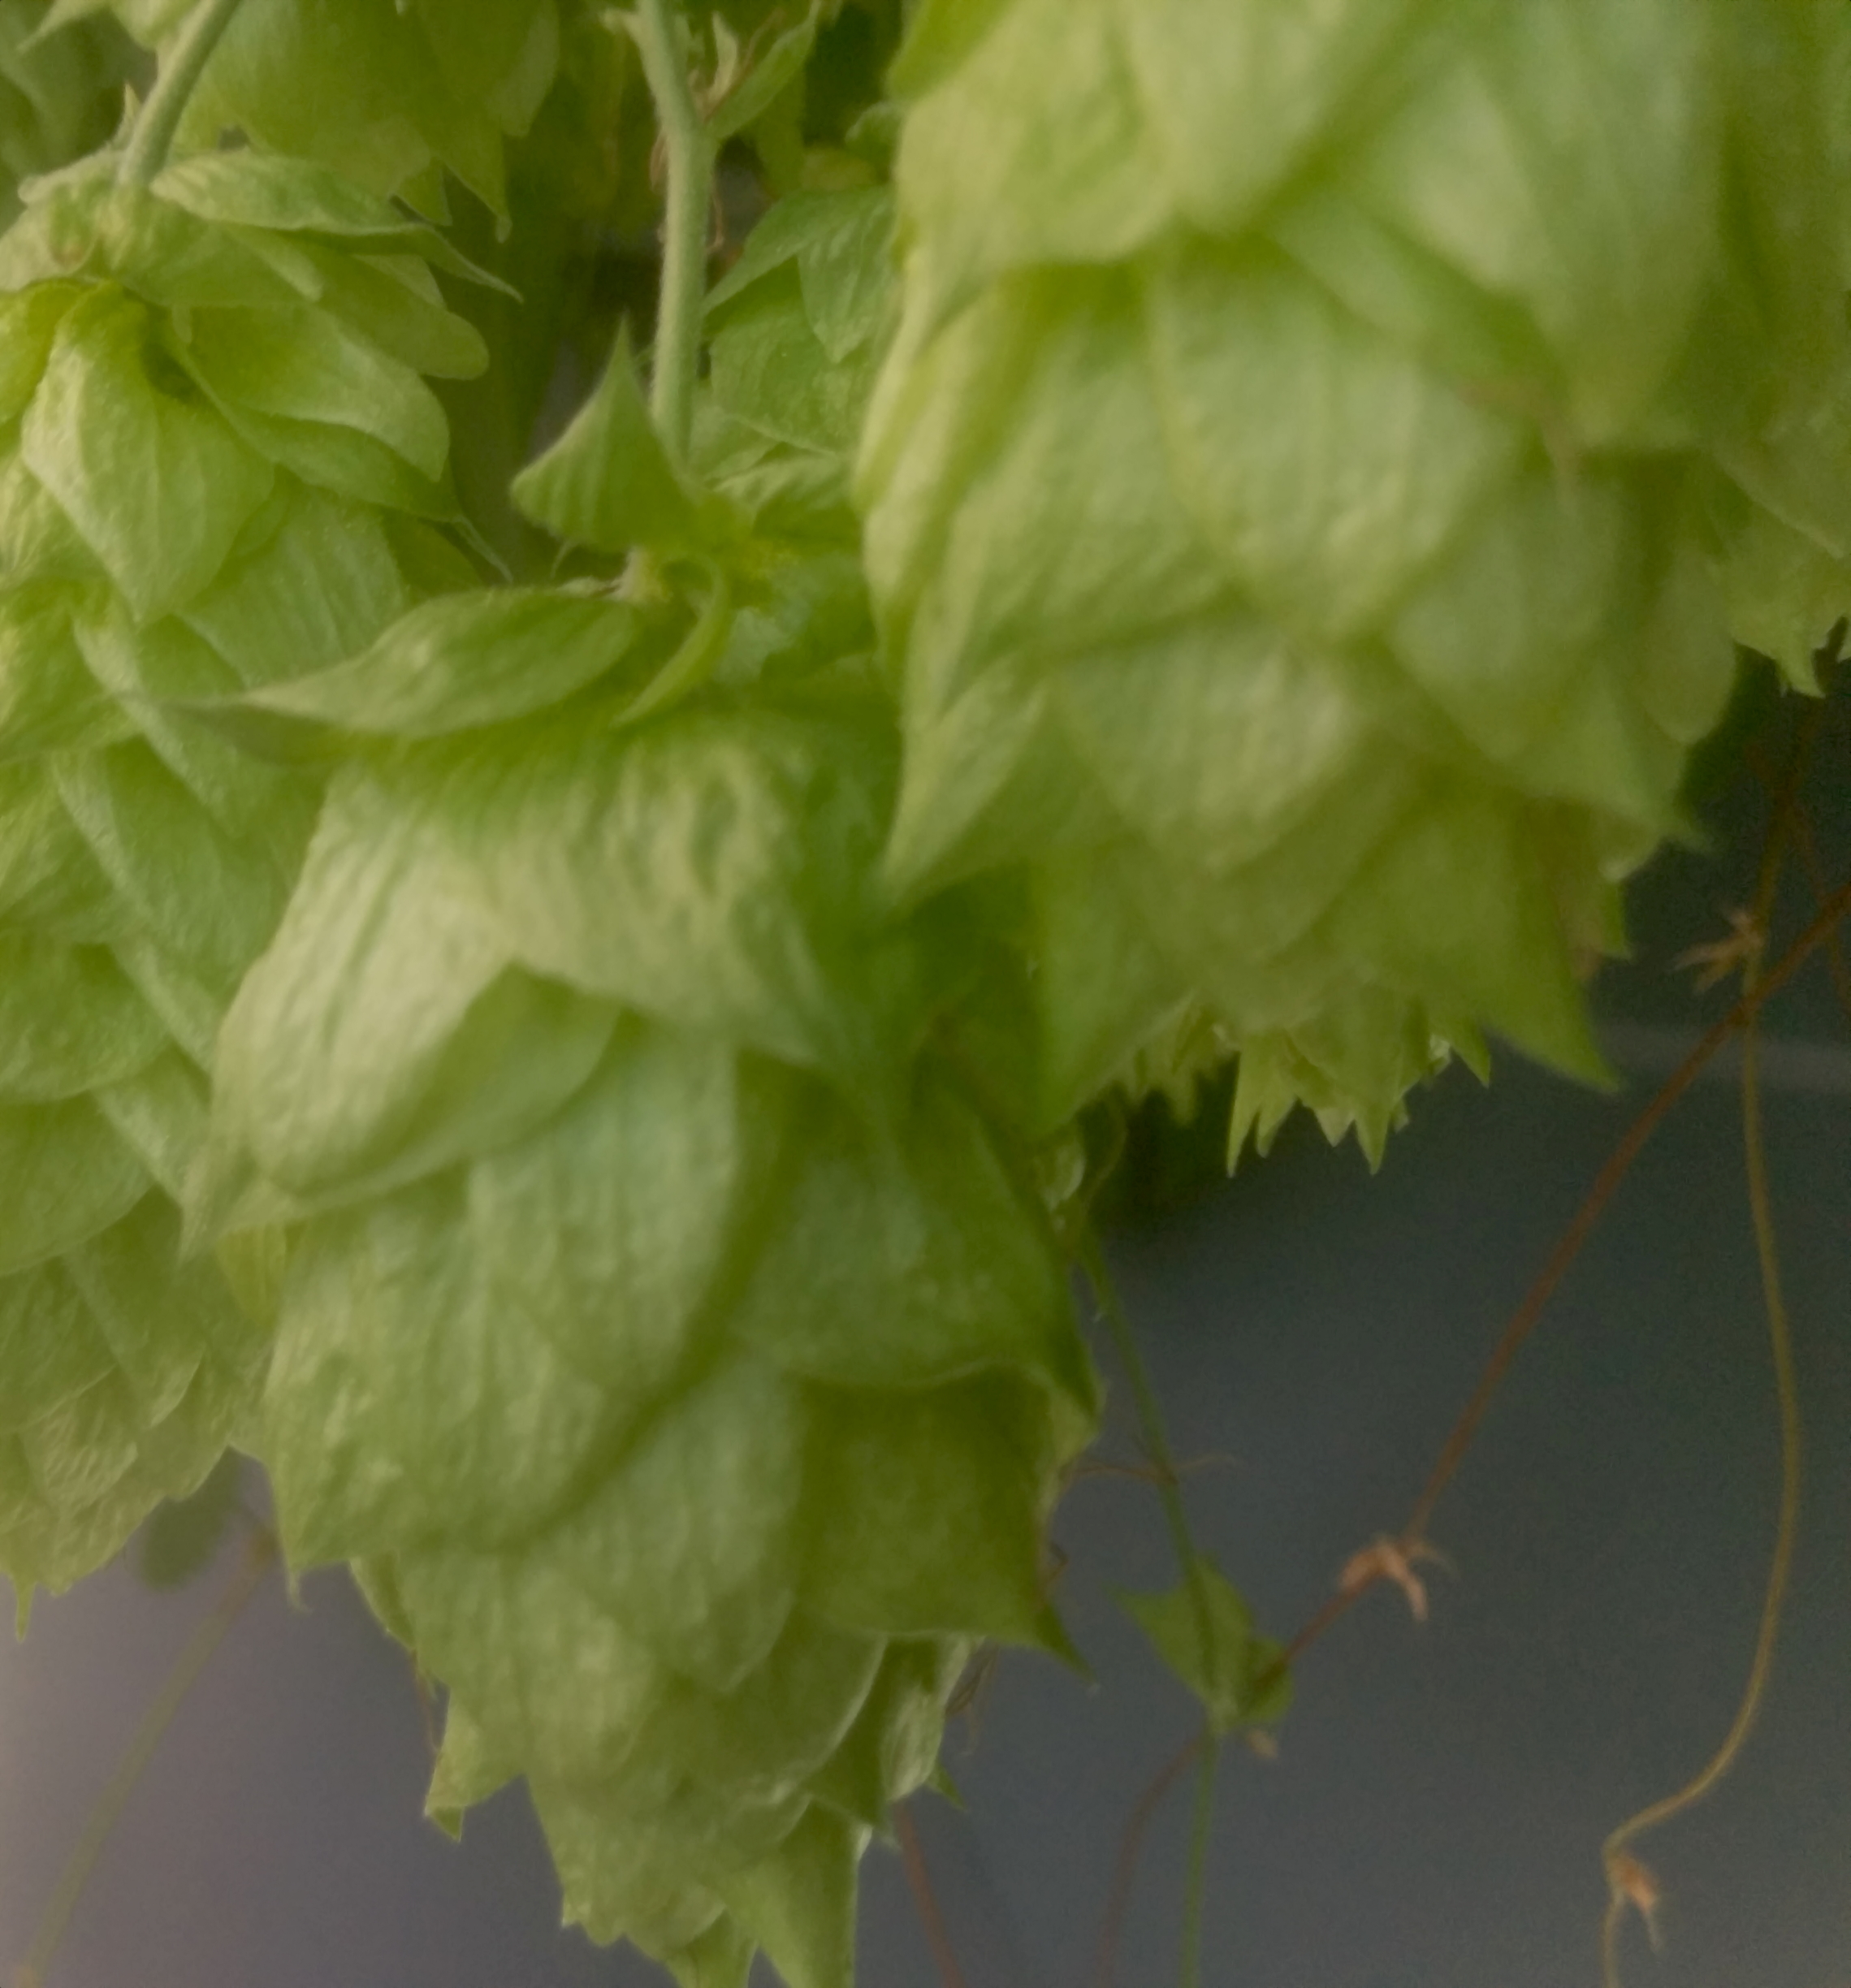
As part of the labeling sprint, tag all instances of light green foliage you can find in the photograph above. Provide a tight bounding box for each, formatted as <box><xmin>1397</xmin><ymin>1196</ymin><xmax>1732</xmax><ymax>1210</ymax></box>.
<box><xmin>204</xmin><ymin>194</ymin><xmax>1097</xmax><ymax>1985</ymax></box>
<box><xmin>1120</xmin><ymin>1558</ymin><xmax>1291</xmax><ymax>1736</ymax></box>
<box><xmin>6</xmin><ymin>7</ymin><xmax>1849</xmax><ymax>1986</ymax></box>
<box><xmin>0</xmin><ymin>0</ymin><xmax>132</xmax><ymax>225</ymax></box>
<box><xmin>218</xmin><ymin>648</ymin><xmax>1096</xmax><ymax>1984</ymax></box>
<box><xmin>0</xmin><ymin>132</ymin><xmax>482</xmax><ymax>1599</ymax></box>
<box><xmin>861</xmin><ymin>0</ymin><xmax>1851</xmax><ymax>1156</ymax></box>
<box><xmin>45</xmin><ymin>0</ymin><xmax>559</xmax><ymax>212</ymax></box>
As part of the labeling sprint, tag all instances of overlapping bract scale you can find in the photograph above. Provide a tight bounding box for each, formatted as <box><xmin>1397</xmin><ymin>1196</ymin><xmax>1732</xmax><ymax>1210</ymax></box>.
<box><xmin>37</xmin><ymin>0</ymin><xmax>558</xmax><ymax>214</ymax></box>
<box><xmin>863</xmin><ymin>0</ymin><xmax>1851</xmax><ymax>1156</ymax></box>
<box><xmin>0</xmin><ymin>147</ymin><xmax>482</xmax><ymax>1597</ymax></box>
<box><xmin>0</xmin><ymin>0</ymin><xmax>129</xmax><ymax>227</ymax></box>
<box><xmin>202</xmin><ymin>595</ymin><xmax>1095</xmax><ymax>1985</ymax></box>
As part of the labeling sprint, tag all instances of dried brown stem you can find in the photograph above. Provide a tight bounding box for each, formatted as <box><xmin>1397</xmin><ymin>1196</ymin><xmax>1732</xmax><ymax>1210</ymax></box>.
<box><xmin>897</xmin><ymin>1803</ymin><xmax>969</xmax><ymax>1988</ymax></box>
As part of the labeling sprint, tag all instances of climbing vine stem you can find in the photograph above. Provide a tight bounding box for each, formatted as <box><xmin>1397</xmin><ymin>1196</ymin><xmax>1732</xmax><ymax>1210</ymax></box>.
<box><xmin>1079</xmin><ymin>1234</ymin><xmax>1215</xmax><ymax>1644</ymax></box>
<box><xmin>1598</xmin><ymin>715</ymin><xmax>1813</xmax><ymax>1985</ymax></box>
<box><xmin>1079</xmin><ymin>1231</ymin><xmax>1223</xmax><ymax>1988</ymax></box>
<box><xmin>119</xmin><ymin>0</ymin><xmax>249</xmax><ymax>186</ymax></box>
<box><xmin>1180</xmin><ymin>1741</ymin><xmax>1220</xmax><ymax>1988</ymax></box>
<box><xmin>626</xmin><ymin>0</ymin><xmax>716</xmax><ymax>467</ymax></box>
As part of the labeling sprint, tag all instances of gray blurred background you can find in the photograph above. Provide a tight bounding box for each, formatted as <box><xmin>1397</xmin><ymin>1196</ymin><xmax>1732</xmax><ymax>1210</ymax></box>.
<box><xmin>2</xmin><ymin>681</ymin><xmax>1846</xmax><ymax>1986</ymax></box>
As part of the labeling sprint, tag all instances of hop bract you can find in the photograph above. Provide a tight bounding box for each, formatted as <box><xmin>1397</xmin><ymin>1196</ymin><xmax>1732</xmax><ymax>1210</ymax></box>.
<box><xmin>861</xmin><ymin>0</ymin><xmax>1850</xmax><ymax>1157</ymax></box>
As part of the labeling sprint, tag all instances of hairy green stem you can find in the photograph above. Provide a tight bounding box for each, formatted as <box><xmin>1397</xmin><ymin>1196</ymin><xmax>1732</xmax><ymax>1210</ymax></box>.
<box><xmin>119</xmin><ymin>0</ymin><xmax>248</xmax><ymax>186</ymax></box>
<box><xmin>629</xmin><ymin>0</ymin><xmax>716</xmax><ymax>466</ymax></box>
<box><xmin>1080</xmin><ymin>1233</ymin><xmax>1221</xmax><ymax>1701</ymax></box>
<box><xmin>1179</xmin><ymin>1740</ymin><xmax>1220</xmax><ymax>1988</ymax></box>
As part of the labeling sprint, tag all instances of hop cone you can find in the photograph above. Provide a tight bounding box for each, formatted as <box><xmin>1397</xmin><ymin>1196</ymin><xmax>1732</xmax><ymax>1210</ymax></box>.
<box><xmin>203</xmin><ymin>678</ymin><xmax>1094</xmax><ymax>1988</ymax></box>
<box><xmin>202</xmin><ymin>227</ymin><xmax>1094</xmax><ymax>1982</ymax></box>
<box><xmin>0</xmin><ymin>144</ymin><xmax>487</xmax><ymax>1597</ymax></box>
<box><xmin>861</xmin><ymin>0</ymin><xmax>1850</xmax><ymax>1156</ymax></box>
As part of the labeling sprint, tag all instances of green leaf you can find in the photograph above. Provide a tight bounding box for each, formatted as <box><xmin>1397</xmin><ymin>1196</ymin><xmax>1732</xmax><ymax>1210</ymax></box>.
<box><xmin>1113</xmin><ymin>0</ymin><xmax>1421</xmax><ymax>237</ymax></box>
<box><xmin>68</xmin><ymin>603</ymin><xmax>318</xmax><ymax>853</ymax></box>
<box><xmin>0</xmin><ymin>442</ymin><xmax>108</xmax><ymax>590</ymax></box>
<box><xmin>265</xmin><ymin>1173</ymin><xmax>620</xmax><ymax>1563</ymax></box>
<box><xmin>0</xmin><ymin>280</ymin><xmax>82</xmax><ymax>421</ymax></box>
<box><xmin>430</xmin><ymin>711</ymin><xmax>893</xmax><ymax>1079</ymax></box>
<box><xmin>176</xmin><ymin>0</ymin><xmax>557</xmax><ymax>216</ymax></box>
<box><xmin>149</xmin><ymin>153</ymin><xmax>513</xmax><ymax>289</ymax></box>
<box><xmin>1118</xmin><ymin>1557</ymin><xmax>1292</xmax><ymax>1735</ymax></box>
<box><xmin>21</xmin><ymin>286</ymin><xmax>275</xmax><ymax>620</ymax></box>
<box><xmin>179</xmin><ymin>304</ymin><xmax>452</xmax><ymax>480</ymax></box>
<box><xmin>708</xmin><ymin>5</ymin><xmax>820</xmax><ymax>145</ymax></box>
<box><xmin>85</xmin><ymin>184</ymin><xmax>312</xmax><ymax>312</ymax></box>
<box><xmin>665</xmin><ymin>1916</ymin><xmax>755</xmax><ymax>1988</ymax></box>
<box><xmin>293</xmin><ymin>244</ymin><xmax>490</xmax><ymax>381</ymax></box>
<box><xmin>887</xmin><ymin>0</ymin><xmax>1016</xmax><ymax>102</ymax></box>
<box><xmin>73</xmin><ymin>1192</ymin><xmax>257</xmax><ymax>1417</ymax></box>
<box><xmin>1344</xmin><ymin>0</ymin><xmax>1720</xmax><ymax>439</ymax></box>
<box><xmin>0</xmin><ymin>935</ymin><xmax>167</xmax><ymax>1101</ymax></box>
<box><xmin>467</xmin><ymin>1023</ymin><xmax>780</xmax><ymax>1399</ymax></box>
<box><xmin>0</xmin><ymin>1097</ymin><xmax>147</xmax><ymax>1275</ymax></box>
<box><xmin>1049</xmin><ymin>612</ymin><xmax>1377</xmax><ymax>879</ymax></box>
<box><xmin>1326</xmin><ymin>783</ymin><xmax>1610</xmax><ymax>1083</ymax></box>
<box><xmin>894</xmin><ymin>0</ymin><xmax>1170</xmax><ymax>308</ymax></box>
<box><xmin>396</xmin><ymin>1539</ymin><xmax>666</xmax><ymax>1786</ymax></box>
<box><xmin>549</xmin><ymin>1353</ymin><xmax>808</xmax><ymax>1692</ymax></box>
<box><xmin>203</xmin><ymin>760</ymin><xmax>621</xmax><ymax>1223</ymax></box>
<box><xmin>93</xmin><ymin>1047</ymin><xmax>214</xmax><ymax>1201</ymax></box>
<box><xmin>727</xmin><ymin>1066</ymin><xmax>1091</xmax><ymax>1402</ymax></box>
<box><xmin>0</xmin><ymin>578</ymin><xmax>131</xmax><ymax>762</ymax></box>
<box><xmin>509</xmin><ymin>328</ymin><xmax>705</xmax><ymax>555</ymax></box>
<box><xmin>106</xmin><ymin>929</ymin><xmax>223</xmax><ymax>1070</ymax></box>
<box><xmin>54</xmin><ymin>741</ymin><xmax>292</xmax><ymax>994</ymax></box>
<box><xmin>0</xmin><ymin>760</ymin><xmax>123</xmax><ymax>944</ymax></box>
<box><xmin>240</xmin><ymin>587</ymin><xmax>640</xmax><ymax>739</ymax></box>
<box><xmin>804</xmin><ymin>1636</ymin><xmax>967</xmax><ymax>1829</ymax></box>
<box><xmin>799</xmin><ymin>1373</ymin><xmax>1071</xmax><ymax>1646</ymax></box>
<box><xmin>717</xmin><ymin>1804</ymin><xmax>866</xmax><ymax>1988</ymax></box>
<box><xmin>424</xmin><ymin>1692</ymin><xmax>519</xmax><ymax>1832</ymax></box>
<box><xmin>709</xmin><ymin>269</ymin><xmax>884</xmax><ymax>459</ymax></box>
<box><xmin>537</xmin><ymin>1769</ymin><xmax>800</xmax><ymax>1955</ymax></box>
<box><xmin>0</xmin><ymin>173</ymin><xmax>110</xmax><ymax>293</ymax></box>
<box><xmin>794</xmin><ymin>189</ymin><xmax>896</xmax><ymax>367</ymax></box>
<box><xmin>1140</xmin><ymin>243</ymin><xmax>1524</xmax><ymax>641</ymax></box>
<box><xmin>413</xmin><ymin>0</ymin><xmax>558</xmax><ymax>129</ymax></box>
<box><xmin>620</xmin><ymin>1609</ymin><xmax>884</xmax><ymax>1801</ymax></box>
<box><xmin>881</xmin><ymin>270</ymin><xmax>1227</xmax><ymax>715</ymax></box>
<box><xmin>203</xmin><ymin>770</ymin><xmax>502</xmax><ymax>1199</ymax></box>
<box><xmin>0</xmin><ymin>1260</ymin><xmax>116</xmax><ymax>1433</ymax></box>
<box><xmin>181</xmin><ymin>479</ymin><xmax>416</xmax><ymax>690</ymax></box>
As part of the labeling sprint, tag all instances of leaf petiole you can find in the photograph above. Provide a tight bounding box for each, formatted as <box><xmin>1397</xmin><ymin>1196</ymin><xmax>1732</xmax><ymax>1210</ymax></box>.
<box><xmin>118</xmin><ymin>0</ymin><xmax>249</xmax><ymax>186</ymax></box>
<box><xmin>624</xmin><ymin>0</ymin><xmax>717</xmax><ymax>468</ymax></box>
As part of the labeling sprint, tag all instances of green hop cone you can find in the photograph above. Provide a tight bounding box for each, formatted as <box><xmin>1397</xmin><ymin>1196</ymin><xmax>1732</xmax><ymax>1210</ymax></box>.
<box><xmin>860</xmin><ymin>0</ymin><xmax>1849</xmax><ymax>1159</ymax></box>
<box><xmin>199</xmin><ymin>253</ymin><xmax>1096</xmax><ymax>1986</ymax></box>
<box><xmin>202</xmin><ymin>683</ymin><xmax>1095</xmax><ymax>1988</ymax></box>
<box><xmin>0</xmin><ymin>140</ymin><xmax>488</xmax><ymax>1600</ymax></box>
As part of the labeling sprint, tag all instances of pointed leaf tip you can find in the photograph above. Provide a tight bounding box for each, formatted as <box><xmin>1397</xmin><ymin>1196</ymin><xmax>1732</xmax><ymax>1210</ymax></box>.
<box><xmin>1118</xmin><ymin>1557</ymin><xmax>1291</xmax><ymax>1734</ymax></box>
<box><xmin>511</xmin><ymin>327</ymin><xmax>724</xmax><ymax>557</ymax></box>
